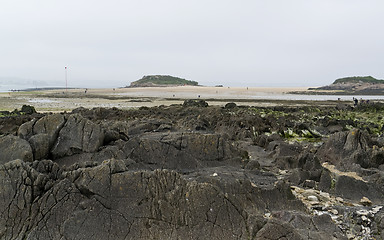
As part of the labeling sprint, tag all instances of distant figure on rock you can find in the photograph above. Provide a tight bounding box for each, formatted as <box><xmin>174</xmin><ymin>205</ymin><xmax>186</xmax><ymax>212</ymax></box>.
<box><xmin>353</xmin><ymin>97</ymin><xmax>358</xmax><ymax>107</ymax></box>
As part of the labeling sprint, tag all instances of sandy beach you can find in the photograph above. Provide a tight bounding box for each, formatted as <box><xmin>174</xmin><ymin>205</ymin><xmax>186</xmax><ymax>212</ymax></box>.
<box><xmin>0</xmin><ymin>86</ymin><xmax>336</xmax><ymax>112</ymax></box>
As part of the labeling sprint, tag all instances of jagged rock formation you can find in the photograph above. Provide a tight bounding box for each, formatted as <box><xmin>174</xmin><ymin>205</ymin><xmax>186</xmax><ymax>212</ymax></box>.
<box><xmin>1</xmin><ymin>102</ymin><xmax>384</xmax><ymax>239</ymax></box>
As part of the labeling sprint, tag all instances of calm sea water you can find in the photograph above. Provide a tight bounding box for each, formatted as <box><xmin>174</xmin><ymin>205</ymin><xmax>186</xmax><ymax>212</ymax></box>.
<box><xmin>0</xmin><ymin>85</ymin><xmax>65</xmax><ymax>92</ymax></box>
<box><xmin>251</xmin><ymin>94</ymin><xmax>384</xmax><ymax>101</ymax></box>
<box><xmin>0</xmin><ymin>84</ymin><xmax>36</xmax><ymax>92</ymax></box>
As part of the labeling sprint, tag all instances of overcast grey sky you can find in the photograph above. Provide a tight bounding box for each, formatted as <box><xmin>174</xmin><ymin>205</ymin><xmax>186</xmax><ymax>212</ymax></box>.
<box><xmin>1</xmin><ymin>0</ymin><xmax>383</xmax><ymax>88</ymax></box>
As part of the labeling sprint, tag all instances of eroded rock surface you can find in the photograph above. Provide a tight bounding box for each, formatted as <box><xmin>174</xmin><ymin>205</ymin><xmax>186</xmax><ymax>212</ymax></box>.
<box><xmin>1</xmin><ymin>104</ymin><xmax>384</xmax><ymax>239</ymax></box>
<box><xmin>0</xmin><ymin>135</ymin><xmax>33</xmax><ymax>164</ymax></box>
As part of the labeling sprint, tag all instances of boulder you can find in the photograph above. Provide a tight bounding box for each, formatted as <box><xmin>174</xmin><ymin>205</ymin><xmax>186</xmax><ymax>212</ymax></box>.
<box><xmin>225</xmin><ymin>102</ymin><xmax>237</xmax><ymax>109</ymax></box>
<box><xmin>183</xmin><ymin>99</ymin><xmax>208</xmax><ymax>107</ymax></box>
<box><xmin>33</xmin><ymin>113</ymin><xmax>66</xmax><ymax>146</ymax></box>
<box><xmin>124</xmin><ymin>132</ymin><xmax>242</xmax><ymax>170</ymax></box>
<box><xmin>29</xmin><ymin>134</ymin><xmax>50</xmax><ymax>160</ymax></box>
<box><xmin>20</xmin><ymin>105</ymin><xmax>37</xmax><ymax>114</ymax></box>
<box><xmin>102</xmin><ymin>121</ymin><xmax>130</xmax><ymax>144</ymax></box>
<box><xmin>267</xmin><ymin>141</ymin><xmax>303</xmax><ymax>169</ymax></box>
<box><xmin>255</xmin><ymin>219</ymin><xmax>304</xmax><ymax>240</ymax></box>
<box><xmin>18</xmin><ymin>118</ymin><xmax>37</xmax><ymax>140</ymax></box>
<box><xmin>0</xmin><ymin>135</ymin><xmax>33</xmax><ymax>164</ymax></box>
<box><xmin>266</xmin><ymin>211</ymin><xmax>347</xmax><ymax>240</ymax></box>
<box><xmin>245</xmin><ymin>160</ymin><xmax>261</xmax><ymax>170</ymax></box>
<box><xmin>0</xmin><ymin>159</ymin><xmax>84</xmax><ymax>239</ymax></box>
<box><xmin>1</xmin><ymin>114</ymin><xmax>40</xmax><ymax>136</ymax></box>
<box><xmin>318</xmin><ymin>167</ymin><xmax>384</xmax><ymax>203</ymax></box>
<box><xmin>51</xmin><ymin>114</ymin><xmax>104</xmax><ymax>159</ymax></box>
<box><xmin>317</xmin><ymin>129</ymin><xmax>374</xmax><ymax>170</ymax></box>
<box><xmin>0</xmin><ymin>159</ymin><xmax>306</xmax><ymax>239</ymax></box>
<box><xmin>126</xmin><ymin>118</ymin><xmax>171</xmax><ymax>136</ymax></box>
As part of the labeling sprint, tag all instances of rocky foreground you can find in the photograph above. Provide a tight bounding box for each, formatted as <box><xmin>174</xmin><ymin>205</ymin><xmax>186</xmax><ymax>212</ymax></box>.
<box><xmin>1</xmin><ymin>101</ymin><xmax>384</xmax><ymax>239</ymax></box>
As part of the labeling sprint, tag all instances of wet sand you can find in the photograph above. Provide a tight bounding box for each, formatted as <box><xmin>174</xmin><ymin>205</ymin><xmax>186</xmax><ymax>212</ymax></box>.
<box><xmin>0</xmin><ymin>86</ymin><xmax>338</xmax><ymax>112</ymax></box>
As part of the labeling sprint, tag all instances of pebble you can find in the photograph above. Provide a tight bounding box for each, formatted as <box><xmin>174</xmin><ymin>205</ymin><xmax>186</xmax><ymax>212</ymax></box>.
<box><xmin>331</xmin><ymin>215</ymin><xmax>340</xmax><ymax>221</ymax></box>
<box><xmin>303</xmin><ymin>180</ymin><xmax>316</xmax><ymax>188</ymax></box>
<box><xmin>360</xmin><ymin>197</ymin><xmax>372</xmax><ymax>206</ymax></box>
<box><xmin>307</xmin><ymin>195</ymin><xmax>319</xmax><ymax>202</ymax></box>
<box><xmin>291</xmin><ymin>186</ymin><xmax>304</xmax><ymax>193</ymax></box>
<box><xmin>289</xmin><ymin>186</ymin><xmax>380</xmax><ymax>239</ymax></box>
<box><xmin>336</xmin><ymin>197</ymin><xmax>344</xmax><ymax>203</ymax></box>
<box><xmin>319</xmin><ymin>191</ymin><xmax>330</xmax><ymax>199</ymax></box>
<box><xmin>356</xmin><ymin>209</ymin><xmax>369</xmax><ymax>216</ymax></box>
<box><xmin>371</xmin><ymin>206</ymin><xmax>383</xmax><ymax>214</ymax></box>
<box><xmin>329</xmin><ymin>209</ymin><xmax>338</xmax><ymax>215</ymax></box>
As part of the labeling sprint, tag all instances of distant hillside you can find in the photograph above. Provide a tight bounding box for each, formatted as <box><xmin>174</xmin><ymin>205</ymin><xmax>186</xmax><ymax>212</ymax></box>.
<box><xmin>291</xmin><ymin>76</ymin><xmax>384</xmax><ymax>95</ymax></box>
<box><xmin>128</xmin><ymin>75</ymin><xmax>198</xmax><ymax>88</ymax></box>
<box><xmin>332</xmin><ymin>76</ymin><xmax>384</xmax><ymax>84</ymax></box>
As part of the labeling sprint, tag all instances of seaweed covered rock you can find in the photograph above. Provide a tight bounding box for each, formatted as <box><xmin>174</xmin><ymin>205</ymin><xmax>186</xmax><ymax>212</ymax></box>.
<box><xmin>20</xmin><ymin>105</ymin><xmax>37</xmax><ymax>114</ymax></box>
<box><xmin>183</xmin><ymin>99</ymin><xmax>208</xmax><ymax>107</ymax></box>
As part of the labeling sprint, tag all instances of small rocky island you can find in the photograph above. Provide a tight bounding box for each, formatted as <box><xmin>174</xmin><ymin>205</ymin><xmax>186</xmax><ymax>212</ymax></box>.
<box><xmin>293</xmin><ymin>76</ymin><xmax>384</xmax><ymax>95</ymax></box>
<box><xmin>2</xmin><ymin>102</ymin><xmax>384</xmax><ymax>239</ymax></box>
<box><xmin>128</xmin><ymin>75</ymin><xmax>199</xmax><ymax>87</ymax></box>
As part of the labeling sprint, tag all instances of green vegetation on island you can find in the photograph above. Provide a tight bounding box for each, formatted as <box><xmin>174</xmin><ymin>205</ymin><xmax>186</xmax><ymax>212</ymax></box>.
<box><xmin>296</xmin><ymin>76</ymin><xmax>384</xmax><ymax>95</ymax></box>
<box><xmin>333</xmin><ymin>76</ymin><xmax>384</xmax><ymax>84</ymax></box>
<box><xmin>129</xmin><ymin>75</ymin><xmax>198</xmax><ymax>87</ymax></box>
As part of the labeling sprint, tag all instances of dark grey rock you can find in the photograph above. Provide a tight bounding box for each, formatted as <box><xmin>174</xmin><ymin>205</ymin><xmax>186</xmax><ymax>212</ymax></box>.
<box><xmin>270</xmin><ymin>211</ymin><xmax>347</xmax><ymax>240</ymax></box>
<box><xmin>245</xmin><ymin>159</ymin><xmax>261</xmax><ymax>170</ymax></box>
<box><xmin>183</xmin><ymin>99</ymin><xmax>208</xmax><ymax>107</ymax></box>
<box><xmin>0</xmin><ymin>135</ymin><xmax>33</xmax><ymax>164</ymax></box>
<box><xmin>124</xmin><ymin>132</ymin><xmax>241</xmax><ymax>170</ymax></box>
<box><xmin>317</xmin><ymin>129</ymin><xmax>376</xmax><ymax>170</ymax></box>
<box><xmin>255</xmin><ymin>219</ymin><xmax>304</xmax><ymax>240</ymax></box>
<box><xmin>0</xmin><ymin>159</ymin><xmax>306</xmax><ymax>240</ymax></box>
<box><xmin>33</xmin><ymin>113</ymin><xmax>66</xmax><ymax>146</ymax></box>
<box><xmin>17</xmin><ymin>118</ymin><xmax>36</xmax><ymax>140</ymax></box>
<box><xmin>225</xmin><ymin>102</ymin><xmax>237</xmax><ymax>109</ymax></box>
<box><xmin>51</xmin><ymin>114</ymin><xmax>104</xmax><ymax>159</ymax></box>
<box><xmin>20</xmin><ymin>105</ymin><xmax>36</xmax><ymax>114</ymax></box>
<box><xmin>28</xmin><ymin>133</ymin><xmax>50</xmax><ymax>160</ymax></box>
<box><xmin>101</xmin><ymin>120</ymin><xmax>130</xmax><ymax>144</ymax></box>
<box><xmin>7</xmin><ymin>105</ymin><xmax>383</xmax><ymax>239</ymax></box>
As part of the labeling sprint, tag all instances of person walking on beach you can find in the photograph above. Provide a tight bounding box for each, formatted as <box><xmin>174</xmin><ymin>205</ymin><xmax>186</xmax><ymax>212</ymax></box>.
<box><xmin>353</xmin><ymin>97</ymin><xmax>358</xmax><ymax>107</ymax></box>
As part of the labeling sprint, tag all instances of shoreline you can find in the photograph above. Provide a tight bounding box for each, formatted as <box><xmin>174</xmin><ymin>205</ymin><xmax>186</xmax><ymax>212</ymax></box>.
<box><xmin>1</xmin><ymin>86</ymin><xmax>382</xmax><ymax>112</ymax></box>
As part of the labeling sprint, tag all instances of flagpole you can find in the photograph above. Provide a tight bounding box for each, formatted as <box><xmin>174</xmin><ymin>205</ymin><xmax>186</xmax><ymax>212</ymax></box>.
<box><xmin>65</xmin><ymin>66</ymin><xmax>67</xmax><ymax>92</ymax></box>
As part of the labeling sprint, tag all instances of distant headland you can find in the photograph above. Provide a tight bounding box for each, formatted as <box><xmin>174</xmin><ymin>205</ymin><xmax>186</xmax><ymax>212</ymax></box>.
<box><xmin>127</xmin><ymin>75</ymin><xmax>199</xmax><ymax>88</ymax></box>
<box><xmin>292</xmin><ymin>76</ymin><xmax>384</xmax><ymax>95</ymax></box>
